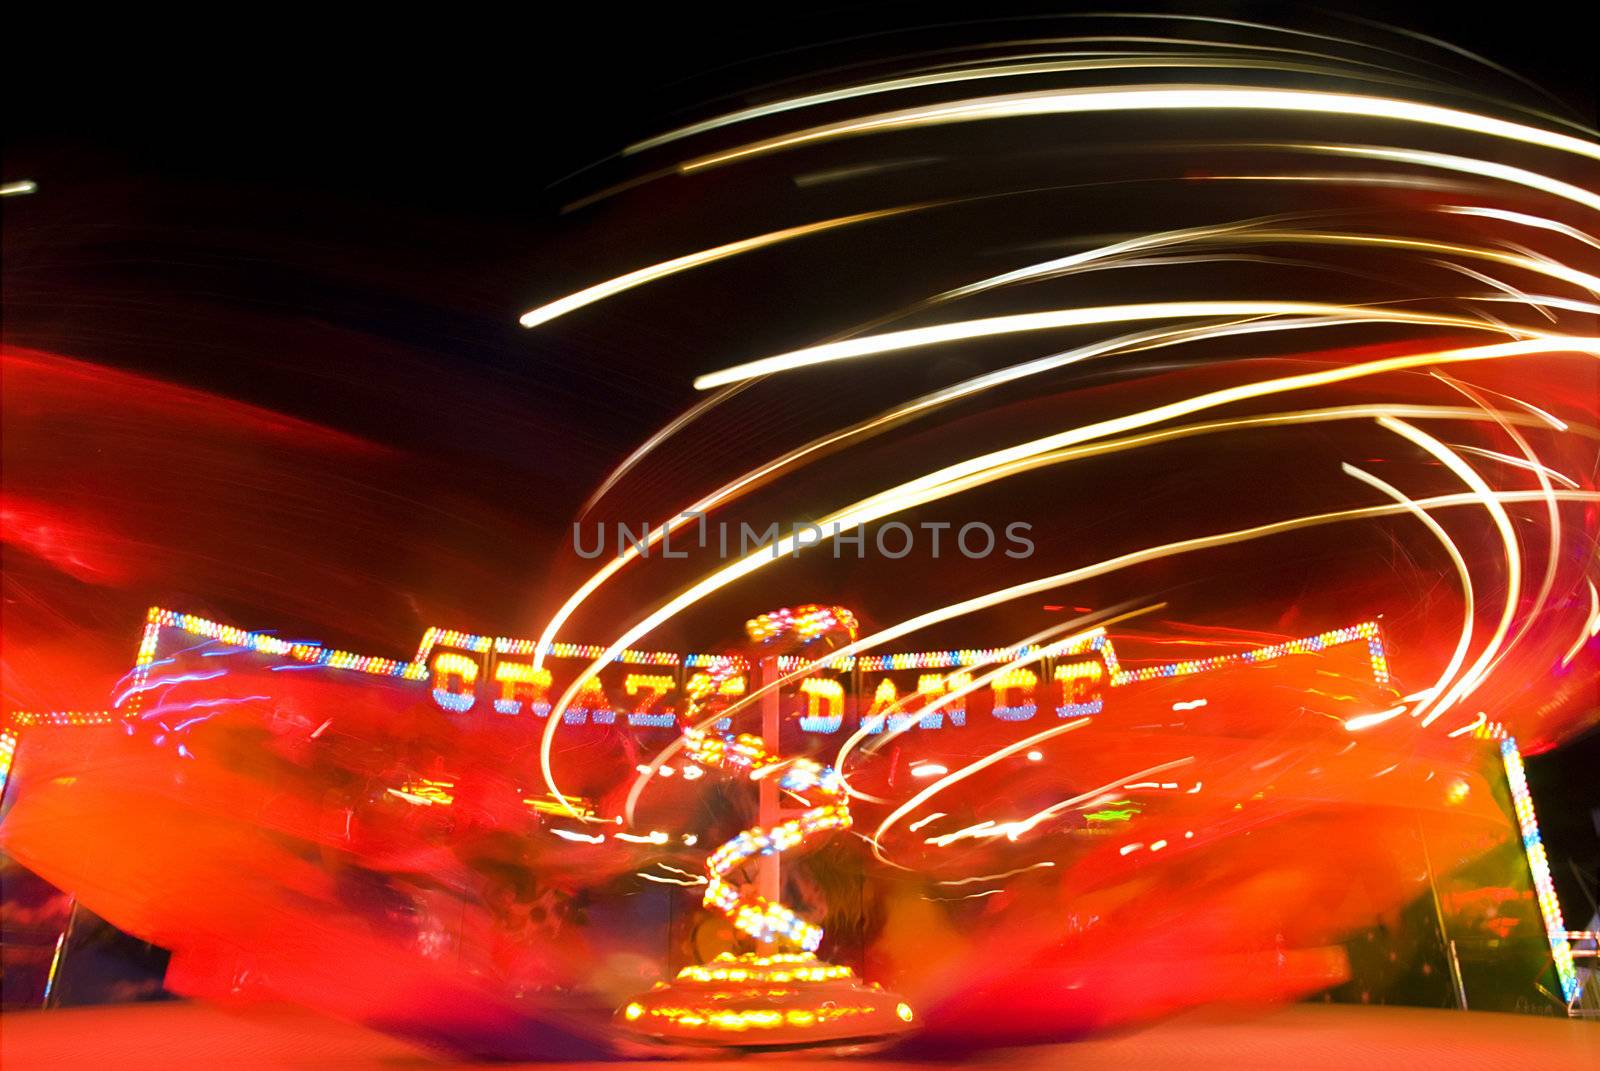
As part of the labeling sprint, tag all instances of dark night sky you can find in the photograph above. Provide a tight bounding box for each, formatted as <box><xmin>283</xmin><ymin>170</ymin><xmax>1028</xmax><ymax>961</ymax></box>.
<box><xmin>4</xmin><ymin>2</ymin><xmax>1597</xmax><ymax>649</ymax></box>
<box><xmin>6</xmin><ymin>4</ymin><xmax>1594</xmax><ymax>611</ymax></box>
<box><xmin>5</xmin><ymin>2</ymin><xmax>1595</xmax><ymax>639</ymax></box>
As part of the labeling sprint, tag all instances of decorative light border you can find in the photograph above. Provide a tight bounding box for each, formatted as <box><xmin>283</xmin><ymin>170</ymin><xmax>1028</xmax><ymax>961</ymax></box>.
<box><xmin>6</xmin><ymin>711</ymin><xmax>115</xmax><ymax>728</ymax></box>
<box><xmin>1108</xmin><ymin>621</ymin><xmax>1388</xmax><ymax>685</ymax></box>
<box><xmin>5</xmin><ymin>607</ymin><xmax>1390</xmax><ymax>733</ymax></box>
<box><xmin>1501</xmin><ymin>737</ymin><xmax>1579</xmax><ymax>1004</ymax></box>
<box><xmin>105</xmin><ymin>608</ymin><xmax>424</xmax><ymax>730</ymax></box>
<box><xmin>0</xmin><ymin>730</ymin><xmax>16</xmax><ymax>799</ymax></box>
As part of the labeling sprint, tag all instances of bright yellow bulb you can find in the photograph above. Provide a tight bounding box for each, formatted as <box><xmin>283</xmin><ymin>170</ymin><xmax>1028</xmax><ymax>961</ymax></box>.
<box><xmin>624</xmin><ymin>1002</ymin><xmax>645</xmax><ymax>1021</ymax></box>
<box><xmin>896</xmin><ymin>1002</ymin><xmax>914</xmax><ymax>1022</ymax></box>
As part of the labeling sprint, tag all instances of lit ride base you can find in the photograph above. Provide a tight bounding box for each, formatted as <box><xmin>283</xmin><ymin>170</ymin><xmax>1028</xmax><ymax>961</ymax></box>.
<box><xmin>617</xmin><ymin>951</ymin><xmax>915</xmax><ymax>1048</ymax></box>
<box><xmin>614</xmin><ymin>605</ymin><xmax>914</xmax><ymax>1049</ymax></box>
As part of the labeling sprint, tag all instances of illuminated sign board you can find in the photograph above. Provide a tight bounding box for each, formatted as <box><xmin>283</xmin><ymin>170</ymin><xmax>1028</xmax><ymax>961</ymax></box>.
<box><xmin>7</xmin><ymin>608</ymin><xmax>1391</xmax><ymax>742</ymax></box>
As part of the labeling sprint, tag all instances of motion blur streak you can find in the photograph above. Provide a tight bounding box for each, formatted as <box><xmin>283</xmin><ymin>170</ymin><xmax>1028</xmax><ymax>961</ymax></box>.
<box><xmin>590</xmin><ymin>481</ymin><xmax>1594</xmax><ymax>825</ymax></box>
<box><xmin>518</xmin><ymin>205</ymin><xmax>921</xmax><ymax>327</ymax></box>
<box><xmin>692</xmin><ymin>302</ymin><xmax>1523</xmax><ymax>389</ymax></box>
<box><xmin>1289</xmin><ymin>145</ymin><xmax>1600</xmax><ymax>210</ymax></box>
<box><xmin>825</xmin><ymin>607</ymin><xmax>1151</xmax><ymax>805</ymax></box>
<box><xmin>541</xmin><ymin>334</ymin><xmax>1595</xmax><ymax>798</ymax></box>
<box><xmin>1340</xmin><ymin>464</ymin><xmax>1474</xmax><ymax>729</ymax></box>
<box><xmin>677</xmin><ymin>85</ymin><xmax>1600</xmax><ymax>171</ymax></box>
<box><xmin>1436</xmin><ymin>375</ymin><xmax>1565</xmax><ymax>680</ymax></box>
<box><xmin>695</xmin><ymin>487</ymin><xmax>1594</xmax><ymax>728</ymax></box>
<box><xmin>1376</xmin><ymin>418</ymin><xmax>1521</xmax><ymax>726</ymax></box>
<box><xmin>873</xmin><ymin>717</ymin><xmax>1096</xmax><ymax>866</ymax></box>
<box><xmin>623</xmin><ymin>56</ymin><xmax>1462</xmax><ymax>156</ymax></box>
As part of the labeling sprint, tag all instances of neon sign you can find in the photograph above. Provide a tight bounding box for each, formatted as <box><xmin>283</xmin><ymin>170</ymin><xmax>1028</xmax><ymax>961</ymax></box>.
<box><xmin>3</xmin><ymin>607</ymin><xmax>1393</xmax><ymax>740</ymax></box>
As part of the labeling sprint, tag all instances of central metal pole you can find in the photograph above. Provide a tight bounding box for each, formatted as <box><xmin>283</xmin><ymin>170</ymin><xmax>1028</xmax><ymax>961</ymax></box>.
<box><xmin>1418</xmin><ymin>818</ymin><xmax>1468</xmax><ymax>1010</ymax></box>
<box><xmin>757</xmin><ymin>656</ymin><xmax>781</xmax><ymax>949</ymax></box>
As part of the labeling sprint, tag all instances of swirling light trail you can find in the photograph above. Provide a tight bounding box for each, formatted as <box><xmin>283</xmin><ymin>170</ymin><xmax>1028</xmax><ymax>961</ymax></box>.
<box><xmin>518</xmin><ymin>205</ymin><xmax>923</xmax><ymax>328</ymax></box>
<box><xmin>676</xmin><ymin>85</ymin><xmax>1600</xmax><ymax>172</ymax></box>
<box><xmin>522</xmin><ymin>201</ymin><xmax>1598</xmax><ymax>545</ymax></box>
<box><xmin>528</xmin><ymin>194</ymin><xmax>1596</xmax><ymax>660</ymax></box>
<box><xmin>542</xmin><ymin>333</ymin><xmax>1597</xmax><ymax>815</ymax></box>
<box><xmin>1377</xmin><ymin>418</ymin><xmax>1523</xmax><ymax>726</ymax></box>
<box><xmin>587</xmin><ymin>482</ymin><xmax>1596</xmax><ymax>823</ymax></box>
<box><xmin>1436</xmin><ymin>375</ymin><xmax>1566</xmax><ymax>686</ymax></box>
<box><xmin>1341</xmin><ymin>463</ymin><xmax>1475</xmax><ymax>731</ymax></box>
<box><xmin>692</xmin><ymin>301</ymin><xmax>1539</xmax><ymax>390</ymax></box>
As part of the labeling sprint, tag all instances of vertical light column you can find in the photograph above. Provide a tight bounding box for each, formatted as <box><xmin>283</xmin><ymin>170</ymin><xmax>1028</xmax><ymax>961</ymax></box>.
<box><xmin>758</xmin><ymin>656</ymin><xmax>781</xmax><ymax>947</ymax></box>
<box><xmin>0</xmin><ymin>729</ymin><xmax>17</xmax><ymax>802</ymax></box>
<box><xmin>1501</xmin><ymin>738</ymin><xmax>1579</xmax><ymax>1003</ymax></box>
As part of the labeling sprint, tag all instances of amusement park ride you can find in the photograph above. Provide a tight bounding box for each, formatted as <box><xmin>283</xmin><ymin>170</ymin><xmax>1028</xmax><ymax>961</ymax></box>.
<box><xmin>0</xmin><ymin>600</ymin><xmax>1588</xmax><ymax>1045</ymax></box>
<box><xmin>611</xmin><ymin>605</ymin><xmax>916</xmax><ymax>1046</ymax></box>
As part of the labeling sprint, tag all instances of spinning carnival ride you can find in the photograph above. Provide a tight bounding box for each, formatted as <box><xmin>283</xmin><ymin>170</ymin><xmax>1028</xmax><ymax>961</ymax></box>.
<box><xmin>614</xmin><ymin>605</ymin><xmax>916</xmax><ymax>1047</ymax></box>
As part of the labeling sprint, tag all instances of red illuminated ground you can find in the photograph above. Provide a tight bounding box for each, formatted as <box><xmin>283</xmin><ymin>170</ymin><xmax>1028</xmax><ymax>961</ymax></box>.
<box><xmin>3</xmin><ymin>1002</ymin><xmax>1595</xmax><ymax>1070</ymax></box>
